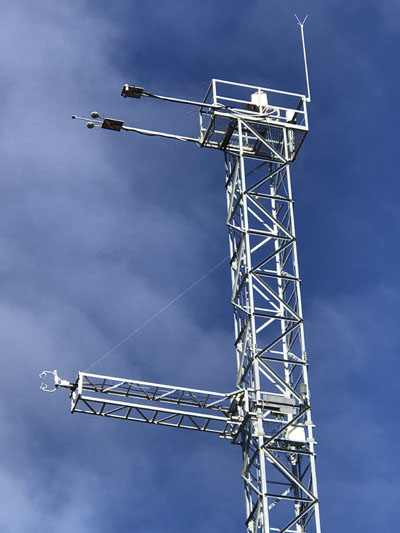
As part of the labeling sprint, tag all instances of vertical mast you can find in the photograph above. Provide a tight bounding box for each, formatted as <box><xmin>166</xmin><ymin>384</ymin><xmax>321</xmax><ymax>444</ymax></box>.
<box><xmin>43</xmin><ymin>23</ymin><xmax>322</xmax><ymax>530</ymax></box>
<box><xmin>219</xmin><ymin>87</ymin><xmax>320</xmax><ymax>530</ymax></box>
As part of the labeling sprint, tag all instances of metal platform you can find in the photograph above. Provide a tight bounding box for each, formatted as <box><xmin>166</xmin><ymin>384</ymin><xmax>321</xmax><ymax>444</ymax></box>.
<box><xmin>200</xmin><ymin>80</ymin><xmax>308</xmax><ymax>161</ymax></box>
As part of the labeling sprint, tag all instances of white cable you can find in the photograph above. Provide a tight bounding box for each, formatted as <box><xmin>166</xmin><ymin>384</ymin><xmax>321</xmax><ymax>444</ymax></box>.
<box><xmin>85</xmin><ymin>255</ymin><xmax>229</xmax><ymax>371</ymax></box>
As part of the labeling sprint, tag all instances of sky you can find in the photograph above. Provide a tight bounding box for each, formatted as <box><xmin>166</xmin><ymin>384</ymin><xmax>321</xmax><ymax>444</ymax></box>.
<box><xmin>1</xmin><ymin>1</ymin><xmax>399</xmax><ymax>531</ymax></box>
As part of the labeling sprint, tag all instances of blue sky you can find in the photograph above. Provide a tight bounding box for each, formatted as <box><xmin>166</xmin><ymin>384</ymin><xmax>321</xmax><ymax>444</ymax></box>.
<box><xmin>1</xmin><ymin>1</ymin><xmax>399</xmax><ymax>531</ymax></box>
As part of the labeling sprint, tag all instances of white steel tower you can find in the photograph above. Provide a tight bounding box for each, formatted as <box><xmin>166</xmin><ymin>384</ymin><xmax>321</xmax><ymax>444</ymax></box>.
<box><xmin>41</xmin><ymin>26</ymin><xmax>321</xmax><ymax>533</ymax></box>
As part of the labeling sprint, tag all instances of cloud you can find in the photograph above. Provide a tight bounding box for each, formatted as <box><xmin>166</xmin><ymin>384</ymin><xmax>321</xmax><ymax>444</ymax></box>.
<box><xmin>1</xmin><ymin>2</ymin><xmax>398</xmax><ymax>532</ymax></box>
<box><xmin>306</xmin><ymin>285</ymin><xmax>400</xmax><ymax>529</ymax></box>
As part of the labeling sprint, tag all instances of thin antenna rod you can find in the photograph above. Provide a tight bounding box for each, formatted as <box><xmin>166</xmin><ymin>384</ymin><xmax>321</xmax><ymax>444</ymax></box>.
<box><xmin>295</xmin><ymin>14</ymin><xmax>311</xmax><ymax>103</ymax></box>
